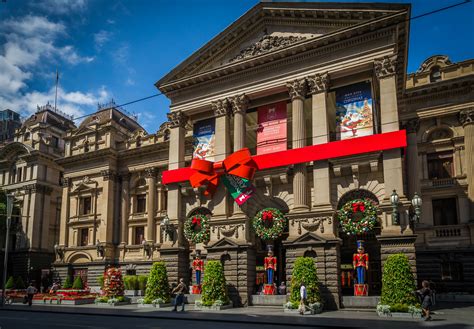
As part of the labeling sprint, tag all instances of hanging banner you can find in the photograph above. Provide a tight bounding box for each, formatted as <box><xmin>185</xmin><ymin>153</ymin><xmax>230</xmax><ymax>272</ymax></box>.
<box><xmin>221</xmin><ymin>175</ymin><xmax>256</xmax><ymax>205</ymax></box>
<box><xmin>193</xmin><ymin>118</ymin><xmax>215</xmax><ymax>161</ymax></box>
<box><xmin>335</xmin><ymin>81</ymin><xmax>374</xmax><ymax>141</ymax></box>
<box><xmin>257</xmin><ymin>101</ymin><xmax>287</xmax><ymax>155</ymax></box>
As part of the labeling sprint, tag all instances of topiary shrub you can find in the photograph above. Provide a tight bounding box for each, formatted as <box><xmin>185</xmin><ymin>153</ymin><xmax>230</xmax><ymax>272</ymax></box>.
<box><xmin>138</xmin><ymin>275</ymin><xmax>148</xmax><ymax>291</ymax></box>
<box><xmin>5</xmin><ymin>276</ymin><xmax>15</xmax><ymax>289</ymax></box>
<box><xmin>201</xmin><ymin>261</ymin><xmax>229</xmax><ymax>307</ymax></box>
<box><xmin>289</xmin><ymin>257</ymin><xmax>321</xmax><ymax>309</ymax></box>
<box><xmin>103</xmin><ymin>267</ymin><xmax>124</xmax><ymax>297</ymax></box>
<box><xmin>144</xmin><ymin>262</ymin><xmax>170</xmax><ymax>304</ymax></box>
<box><xmin>97</xmin><ymin>275</ymin><xmax>104</xmax><ymax>289</ymax></box>
<box><xmin>63</xmin><ymin>275</ymin><xmax>73</xmax><ymax>289</ymax></box>
<box><xmin>381</xmin><ymin>253</ymin><xmax>418</xmax><ymax>308</ymax></box>
<box><xmin>15</xmin><ymin>277</ymin><xmax>26</xmax><ymax>289</ymax></box>
<box><xmin>124</xmin><ymin>275</ymin><xmax>138</xmax><ymax>290</ymax></box>
<box><xmin>72</xmin><ymin>276</ymin><xmax>84</xmax><ymax>289</ymax></box>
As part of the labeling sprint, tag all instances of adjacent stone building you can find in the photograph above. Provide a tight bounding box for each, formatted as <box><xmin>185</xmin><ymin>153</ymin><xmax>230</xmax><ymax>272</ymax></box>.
<box><xmin>46</xmin><ymin>2</ymin><xmax>473</xmax><ymax>309</ymax></box>
<box><xmin>0</xmin><ymin>109</ymin><xmax>21</xmax><ymax>144</ymax></box>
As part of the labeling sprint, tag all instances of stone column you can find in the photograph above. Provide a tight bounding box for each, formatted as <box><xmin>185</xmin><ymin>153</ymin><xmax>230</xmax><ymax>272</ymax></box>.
<box><xmin>120</xmin><ymin>174</ymin><xmax>130</xmax><ymax>244</ymax></box>
<box><xmin>287</xmin><ymin>78</ymin><xmax>309</xmax><ymax>212</ymax></box>
<box><xmin>405</xmin><ymin>119</ymin><xmax>420</xmax><ymax>199</ymax></box>
<box><xmin>59</xmin><ymin>177</ymin><xmax>70</xmax><ymax>246</ymax></box>
<box><xmin>145</xmin><ymin>168</ymin><xmax>156</xmax><ymax>242</ymax></box>
<box><xmin>229</xmin><ymin>94</ymin><xmax>249</xmax><ymax>216</ymax></box>
<box><xmin>459</xmin><ymin>108</ymin><xmax>474</xmax><ymax>221</ymax></box>
<box><xmin>212</xmin><ymin>98</ymin><xmax>232</xmax><ymax>218</ymax></box>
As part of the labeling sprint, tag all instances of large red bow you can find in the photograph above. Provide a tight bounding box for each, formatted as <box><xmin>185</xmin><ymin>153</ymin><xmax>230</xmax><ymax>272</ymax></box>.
<box><xmin>192</xmin><ymin>216</ymin><xmax>201</xmax><ymax>227</ymax></box>
<box><xmin>262</xmin><ymin>210</ymin><xmax>274</xmax><ymax>222</ymax></box>
<box><xmin>352</xmin><ymin>202</ymin><xmax>365</xmax><ymax>213</ymax></box>
<box><xmin>189</xmin><ymin>148</ymin><xmax>257</xmax><ymax>196</ymax></box>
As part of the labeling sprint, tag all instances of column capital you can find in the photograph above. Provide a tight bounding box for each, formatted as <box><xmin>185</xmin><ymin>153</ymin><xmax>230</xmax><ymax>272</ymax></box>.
<box><xmin>229</xmin><ymin>94</ymin><xmax>249</xmax><ymax>115</ymax></box>
<box><xmin>167</xmin><ymin>111</ymin><xmax>188</xmax><ymax>129</ymax></box>
<box><xmin>101</xmin><ymin>169</ymin><xmax>117</xmax><ymax>181</ymax></box>
<box><xmin>212</xmin><ymin>98</ymin><xmax>231</xmax><ymax>117</ymax></box>
<box><xmin>286</xmin><ymin>78</ymin><xmax>307</xmax><ymax>101</ymax></box>
<box><xmin>60</xmin><ymin>177</ymin><xmax>70</xmax><ymax>188</ymax></box>
<box><xmin>144</xmin><ymin>167</ymin><xmax>157</xmax><ymax>179</ymax></box>
<box><xmin>307</xmin><ymin>72</ymin><xmax>329</xmax><ymax>94</ymax></box>
<box><xmin>459</xmin><ymin>108</ymin><xmax>474</xmax><ymax>127</ymax></box>
<box><xmin>403</xmin><ymin>119</ymin><xmax>420</xmax><ymax>134</ymax></box>
<box><xmin>374</xmin><ymin>55</ymin><xmax>397</xmax><ymax>79</ymax></box>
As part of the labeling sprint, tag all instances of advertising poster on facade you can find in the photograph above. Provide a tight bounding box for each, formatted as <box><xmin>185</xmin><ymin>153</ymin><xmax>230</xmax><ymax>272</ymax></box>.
<box><xmin>335</xmin><ymin>81</ymin><xmax>374</xmax><ymax>140</ymax></box>
<box><xmin>256</xmin><ymin>101</ymin><xmax>287</xmax><ymax>155</ymax></box>
<box><xmin>193</xmin><ymin>118</ymin><xmax>215</xmax><ymax>161</ymax></box>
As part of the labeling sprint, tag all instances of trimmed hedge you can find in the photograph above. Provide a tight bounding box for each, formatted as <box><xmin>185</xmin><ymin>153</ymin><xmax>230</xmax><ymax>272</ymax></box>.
<box><xmin>144</xmin><ymin>262</ymin><xmax>170</xmax><ymax>304</ymax></box>
<box><xmin>289</xmin><ymin>257</ymin><xmax>321</xmax><ymax>308</ymax></box>
<box><xmin>63</xmin><ymin>275</ymin><xmax>73</xmax><ymax>289</ymax></box>
<box><xmin>98</xmin><ymin>275</ymin><xmax>104</xmax><ymax>289</ymax></box>
<box><xmin>381</xmin><ymin>253</ymin><xmax>418</xmax><ymax>307</ymax></box>
<box><xmin>138</xmin><ymin>275</ymin><xmax>148</xmax><ymax>291</ymax></box>
<box><xmin>15</xmin><ymin>277</ymin><xmax>26</xmax><ymax>289</ymax></box>
<box><xmin>5</xmin><ymin>276</ymin><xmax>14</xmax><ymax>289</ymax></box>
<box><xmin>124</xmin><ymin>275</ymin><xmax>139</xmax><ymax>290</ymax></box>
<box><xmin>72</xmin><ymin>276</ymin><xmax>84</xmax><ymax>289</ymax></box>
<box><xmin>201</xmin><ymin>261</ymin><xmax>229</xmax><ymax>306</ymax></box>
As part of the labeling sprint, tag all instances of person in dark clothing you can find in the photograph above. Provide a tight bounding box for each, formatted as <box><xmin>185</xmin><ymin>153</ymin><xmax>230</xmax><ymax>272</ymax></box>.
<box><xmin>417</xmin><ymin>280</ymin><xmax>433</xmax><ymax>321</ymax></box>
<box><xmin>171</xmin><ymin>278</ymin><xmax>187</xmax><ymax>312</ymax></box>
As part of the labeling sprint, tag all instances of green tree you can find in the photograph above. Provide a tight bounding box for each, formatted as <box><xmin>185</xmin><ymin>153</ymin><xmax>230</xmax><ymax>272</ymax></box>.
<box><xmin>289</xmin><ymin>257</ymin><xmax>321</xmax><ymax>308</ymax></box>
<box><xmin>15</xmin><ymin>277</ymin><xmax>25</xmax><ymax>289</ymax></box>
<box><xmin>5</xmin><ymin>276</ymin><xmax>15</xmax><ymax>289</ymax></box>
<box><xmin>138</xmin><ymin>275</ymin><xmax>148</xmax><ymax>291</ymax></box>
<box><xmin>63</xmin><ymin>275</ymin><xmax>73</xmax><ymax>289</ymax></box>
<box><xmin>201</xmin><ymin>261</ymin><xmax>229</xmax><ymax>306</ymax></box>
<box><xmin>72</xmin><ymin>276</ymin><xmax>84</xmax><ymax>289</ymax></box>
<box><xmin>144</xmin><ymin>262</ymin><xmax>170</xmax><ymax>303</ymax></box>
<box><xmin>97</xmin><ymin>275</ymin><xmax>104</xmax><ymax>289</ymax></box>
<box><xmin>381</xmin><ymin>253</ymin><xmax>418</xmax><ymax>307</ymax></box>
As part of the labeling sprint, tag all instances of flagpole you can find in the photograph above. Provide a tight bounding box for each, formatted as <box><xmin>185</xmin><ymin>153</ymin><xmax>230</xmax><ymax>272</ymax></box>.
<box><xmin>54</xmin><ymin>69</ymin><xmax>59</xmax><ymax>111</ymax></box>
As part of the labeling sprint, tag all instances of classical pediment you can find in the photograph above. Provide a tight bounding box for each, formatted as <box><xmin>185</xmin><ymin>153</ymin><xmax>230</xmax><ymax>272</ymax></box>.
<box><xmin>207</xmin><ymin>237</ymin><xmax>240</xmax><ymax>249</ymax></box>
<box><xmin>156</xmin><ymin>2</ymin><xmax>410</xmax><ymax>90</ymax></box>
<box><xmin>291</xmin><ymin>232</ymin><xmax>327</xmax><ymax>245</ymax></box>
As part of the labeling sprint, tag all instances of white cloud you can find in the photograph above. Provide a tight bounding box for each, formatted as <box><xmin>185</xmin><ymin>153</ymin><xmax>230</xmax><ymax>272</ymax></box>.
<box><xmin>94</xmin><ymin>30</ymin><xmax>112</xmax><ymax>51</ymax></box>
<box><xmin>30</xmin><ymin>0</ymin><xmax>87</xmax><ymax>15</ymax></box>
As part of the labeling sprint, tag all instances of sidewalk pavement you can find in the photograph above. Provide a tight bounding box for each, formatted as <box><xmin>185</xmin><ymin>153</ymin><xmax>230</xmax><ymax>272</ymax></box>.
<box><xmin>1</xmin><ymin>302</ymin><xmax>473</xmax><ymax>328</ymax></box>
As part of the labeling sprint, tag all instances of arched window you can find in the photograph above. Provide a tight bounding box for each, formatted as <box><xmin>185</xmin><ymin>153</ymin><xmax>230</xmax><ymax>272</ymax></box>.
<box><xmin>430</xmin><ymin>66</ymin><xmax>441</xmax><ymax>83</ymax></box>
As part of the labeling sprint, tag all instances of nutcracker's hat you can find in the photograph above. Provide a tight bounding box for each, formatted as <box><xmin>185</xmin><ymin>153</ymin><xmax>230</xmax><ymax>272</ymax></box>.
<box><xmin>195</xmin><ymin>249</ymin><xmax>201</xmax><ymax>257</ymax></box>
<box><xmin>266</xmin><ymin>245</ymin><xmax>274</xmax><ymax>253</ymax></box>
<box><xmin>356</xmin><ymin>240</ymin><xmax>365</xmax><ymax>249</ymax></box>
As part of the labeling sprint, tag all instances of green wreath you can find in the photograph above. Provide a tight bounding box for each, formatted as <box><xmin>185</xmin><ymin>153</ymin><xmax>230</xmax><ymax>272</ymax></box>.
<box><xmin>338</xmin><ymin>198</ymin><xmax>378</xmax><ymax>235</ymax></box>
<box><xmin>252</xmin><ymin>208</ymin><xmax>287</xmax><ymax>240</ymax></box>
<box><xmin>184</xmin><ymin>214</ymin><xmax>210</xmax><ymax>244</ymax></box>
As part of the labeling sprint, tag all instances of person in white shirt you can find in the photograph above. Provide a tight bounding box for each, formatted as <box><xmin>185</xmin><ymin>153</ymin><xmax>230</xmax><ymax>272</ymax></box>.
<box><xmin>299</xmin><ymin>282</ymin><xmax>307</xmax><ymax>315</ymax></box>
<box><xmin>26</xmin><ymin>283</ymin><xmax>37</xmax><ymax>306</ymax></box>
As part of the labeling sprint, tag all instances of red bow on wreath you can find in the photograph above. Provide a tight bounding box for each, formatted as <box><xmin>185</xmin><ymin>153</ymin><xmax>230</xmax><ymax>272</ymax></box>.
<box><xmin>192</xmin><ymin>216</ymin><xmax>201</xmax><ymax>227</ymax></box>
<box><xmin>352</xmin><ymin>202</ymin><xmax>365</xmax><ymax>213</ymax></box>
<box><xmin>262</xmin><ymin>210</ymin><xmax>274</xmax><ymax>222</ymax></box>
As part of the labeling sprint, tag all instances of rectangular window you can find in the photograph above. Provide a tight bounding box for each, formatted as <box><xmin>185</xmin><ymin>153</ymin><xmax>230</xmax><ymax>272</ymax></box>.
<box><xmin>79</xmin><ymin>196</ymin><xmax>92</xmax><ymax>215</ymax></box>
<box><xmin>134</xmin><ymin>226</ymin><xmax>145</xmax><ymax>245</ymax></box>
<box><xmin>136</xmin><ymin>194</ymin><xmax>146</xmax><ymax>213</ymax></box>
<box><xmin>432</xmin><ymin>198</ymin><xmax>458</xmax><ymax>226</ymax></box>
<box><xmin>428</xmin><ymin>152</ymin><xmax>453</xmax><ymax>179</ymax></box>
<box><xmin>79</xmin><ymin>229</ymin><xmax>89</xmax><ymax>246</ymax></box>
<box><xmin>441</xmin><ymin>262</ymin><xmax>463</xmax><ymax>281</ymax></box>
<box><xmin>52</xmin><ymin>136</ymin><xmax>59</xmax><ymax>148</ymax></box>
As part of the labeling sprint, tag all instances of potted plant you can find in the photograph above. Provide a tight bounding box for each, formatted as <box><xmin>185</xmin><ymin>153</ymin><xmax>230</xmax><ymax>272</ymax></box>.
<box><xmin>196</xmin><ymin>261</ymin><xmax>231</xmax><ymax>311</ymax></box>
<box><xmin>139</xmin><ymin>262</ymin><xmax>171</xmax><ymax>308</ymax></box>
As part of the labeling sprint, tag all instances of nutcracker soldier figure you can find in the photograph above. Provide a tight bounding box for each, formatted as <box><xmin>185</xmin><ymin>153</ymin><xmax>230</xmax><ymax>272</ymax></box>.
<box><xmin>192</xmin><ymin>250</ymin><xmax>204</xmax><ymax>294</ymax></box>
<box><xmin>353</xmin><ymin>240</ymin><xmax>369</xmax><ymax>296</ymax></box>
<box><xmin>264</xmin><ymin>246</ymin><xmax>277</xmax><ymax>295</ymax></box>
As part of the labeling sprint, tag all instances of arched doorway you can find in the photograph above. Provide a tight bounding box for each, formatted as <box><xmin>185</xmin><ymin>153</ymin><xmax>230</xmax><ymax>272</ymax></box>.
<box><xmin>337</xmin><ymin>189</ymin><xmax>382</xmax><ymax>296</ymax></box>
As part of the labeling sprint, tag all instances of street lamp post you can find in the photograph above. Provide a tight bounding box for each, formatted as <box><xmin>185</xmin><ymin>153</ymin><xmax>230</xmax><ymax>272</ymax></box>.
<box><xmin>390</xmin><ymin>189</ymin><xmax>400</xmax><ymax>225</ymax></box>
<box><xmin>1</xmin><ymin>194</ymin><xmax>14</xmax><ymax>307</ymax></box>
<box><xmin>410</xmin><ymin>192</ymin><xmax>423</xmax><ymax>224</ymax></box>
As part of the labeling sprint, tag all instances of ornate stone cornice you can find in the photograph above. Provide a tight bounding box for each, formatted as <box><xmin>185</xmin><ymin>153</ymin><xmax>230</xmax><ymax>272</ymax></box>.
<box><xmin>228</xmin><ymin>94</ymin><xmax>249</xmax><ymax>115</ymax></box>
<box><xmin>459</xmin><ymin>108</ymin><xmax>474</xmax><ymax>127</ymax></box>
<box><xmin>286</xmin><ymin>78</ymin><xmax>307</xmax><ymax>100</ymax></box>
<box><xmin>144</xmin><ymin>167</ymin><xmax>156</xmax><ymax>178</ymax></box>
<box><xmin>60</xmin><ymin>177</ymin><xmax>70</xmax><ymax>188</ymax></box>
<box><xmin>307</xmin><ymin>72</ymin><xmax>329</xmax><ymax>94</ymax></box>
<box><xmin>212</xmin><ymin>224</ymin><xmax>244</xmax><ymax>240</ymax></box>
<box><xmin>166</xmin><ymin>111</ymin><xmax>188</xmax><ymax>129</ymax></box>
<box><xmin>403</xmin><ymin>119</ymin><xmax>420</xmax><ymax>134</ymax></box>
<box><xmin>212</xmin><ymin>98</ymin><xmax>231</xmax><ymax>117</ymax></box>
<box><xmin>101</xmin><ymin>169</ymin><xmax>117</xmax><ymax>181</ymax></box>
<box><xmin>374</xmin><ymin>55</ymin><xmax>397</xmax><ymax>79</ymax></box>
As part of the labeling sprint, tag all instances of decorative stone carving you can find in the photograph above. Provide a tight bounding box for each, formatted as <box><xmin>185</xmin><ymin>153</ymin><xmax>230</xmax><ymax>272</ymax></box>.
<box><xmin>229</xmin><ymin>34</ymin><xmax>307</xmax><ymax>63</ymax></box>
<box><xmin>459</xmin><ymin>108</ymin><xmax>474</xmax><ymax>126</ymax></box>
<box><xmin>307</xmin><ymin>72</ymin><xmax>329</xmax><ymax>94</ymax></box>
<box><xmin>229</xmin><ymin>94</ymin><xmax>249</xmax><ymax>114</ymax></box>
<box><xmin>286</xmin><ymin>78</ymin><xmax>307</xmax><ymax>100</ymax></box>
<box><xmin>404</xmin><ymin>119</ymin><xmax>420</xmax><ymax>134</ymax></box>
<box><xmin>54</xmin><ymin>244</ymin><xmax>65</xmax><ymax>262</ymax></box>
<box><xmin>291</xmin><ymin>217</ymin><xmax>331</xmax><ymax>234</ymax></box>
<box><xmin>60</xmin><ymin>177</ymin><xmax>70</xmax><ymax>188</ymax></box>
<box><xmin>212</xmin><ymin>98</ymin><xmax>231</xmax><ymax>117</ymax></box>
<box><xmin>212</xmin><ymin>224</ymin><xmax>244</xmax><ymax>239</ymax></box>
<box><xmin>374</xmin><ymin>55</ymin><xmax>397</xmax><ymax>79</ymax></box>
<box><xmin>416</xmin><ymin>55</ymin><xmax>452</xmax><ymax>74</ymax></box>
<box><xmin>144</xmin><ymin>167</ymin><xmax>156</xmax><ymax>178</ymax></box>
<box><xmin>167</xmin><ymin>111</ymin><xmax>188</xmax><ymax>129</ymax></box>
<box><xmin>101</xmin><ymin>169</ymin><xmax>116</xmax><ymax>181</ymax></box>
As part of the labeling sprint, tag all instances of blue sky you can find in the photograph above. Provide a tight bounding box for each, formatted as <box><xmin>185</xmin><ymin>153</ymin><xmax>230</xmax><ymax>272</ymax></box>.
<box><xmin>1</xmin><ymin>0</ymin><xmax>473</xmax><ymax>132</ymax></box>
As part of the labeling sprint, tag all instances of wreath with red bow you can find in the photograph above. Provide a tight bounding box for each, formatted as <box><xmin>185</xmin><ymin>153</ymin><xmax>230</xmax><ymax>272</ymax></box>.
<box><xmin>338</xmin><ymin>199</ymin><xmax>378</xmax><ymax>235</ymax></box>
<box><xmin>184</xmin><ymin>214</ymin><xmax>210</xmax><ymax>244</ymax></box>
<box><xmin>252</xmin><ymin>208</ymin><xmax>286</xmax><ymax>240</ymax></box>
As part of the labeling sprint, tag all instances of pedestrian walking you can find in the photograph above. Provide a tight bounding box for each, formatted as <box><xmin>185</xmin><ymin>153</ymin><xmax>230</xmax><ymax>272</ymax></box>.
<box><xmin>26</xmin><ymin>282</ymin><xmax>37</xmax><ymax>306</ymax></box>
<box><xmin>299</xmin><ymin>282</ymin><xmax>307</xmax><ymax>315</ymax></box>
<box><xmin>417</xmin><ymin>280</ymin><xmax>433</xmax><ymax>321</ymax></box>
<box><xmin>171</xmin><ymin>278</ymin><xmax>187</xmax><ymax>312</ymax></box>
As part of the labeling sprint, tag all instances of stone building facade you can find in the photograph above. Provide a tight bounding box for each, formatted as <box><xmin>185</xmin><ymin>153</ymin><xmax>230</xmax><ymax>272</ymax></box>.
<box><xmin>50</xmin><ymin>2</ymin><xmax>474</xmax><ymax>309</ymax></box>
<box><xmin>0</xmin><ymin>104</ymin><xmax>75</xmax><ymax>283</ymax></box>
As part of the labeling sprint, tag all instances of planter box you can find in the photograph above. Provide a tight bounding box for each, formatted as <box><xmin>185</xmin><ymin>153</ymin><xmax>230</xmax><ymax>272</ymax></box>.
<box><xmin>124</xmin><ymin>290</ymin><xmax>144</xmax><ymax>297</ymax></box>
<box><xmin>194</xmin><ymin>303</ymin><xmax>232</xmax><ymax>311</ymax></box>
<box><xmin>96</xmin><ymin>301</ymin><xmax>130</xmax><ymax>307</ymax></box>
<box><xmin>284</xmin><ymin>307</ymin><xmax>323</xmax><ymax>315</ymax></box>
<box><xmin>378</xmin><ymin>312</ymin><xmax>422</xmax><ymax>319</ymax></box>
<box><xmin>60</xmin><ymin>298</ymin><xmax>96</xmax><ymax>305</ymax></box>
<box><xmin>137</xmin><ymin>303</ymin><xmax>172</xmax><ymax>308</ymax></box>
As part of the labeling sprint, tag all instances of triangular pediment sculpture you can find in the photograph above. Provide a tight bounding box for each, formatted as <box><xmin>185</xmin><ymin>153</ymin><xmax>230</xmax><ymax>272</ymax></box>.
<box><xmin>207</xmin><ymin>237</ymin><xmax>240</xmax><ymax>249</ymax></box>
<box><xmin>292</xmin><ymin>232</ymin><xmax>327</xmax><ymax>245</ymax></box>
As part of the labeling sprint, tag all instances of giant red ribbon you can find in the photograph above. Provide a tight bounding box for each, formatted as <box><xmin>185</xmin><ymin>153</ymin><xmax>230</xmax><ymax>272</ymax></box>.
<box><xmin>163</xmin><ymin>130</ymin><xmax>407</xmax><ymax>187</ymax></box>
<box><xmin>189</xmin><ymin>148</ymin><xmax>257</xmax><ymax>196</ymax></box>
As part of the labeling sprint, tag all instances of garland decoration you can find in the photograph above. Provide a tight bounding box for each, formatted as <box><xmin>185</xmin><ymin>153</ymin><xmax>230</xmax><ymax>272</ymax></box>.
<box><xmin>252</xmin><ymin>208</ymin><xmax>286</xmax><ymax>240</ymax></box>
<box><xmin>184</xmin><ymin>214</ymin><xmax>210</xmax><ymax>244</ymax></box>
<box><xmin>338</xmin><ymin>199</ymin><xmax>378</xmax><ymax>235</ymax></box>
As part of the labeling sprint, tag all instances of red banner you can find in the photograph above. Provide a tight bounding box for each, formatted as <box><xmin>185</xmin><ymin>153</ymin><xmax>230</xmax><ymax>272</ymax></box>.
<box><xmin>257</xmin><ymin>101</ymin><xmax>287</xmax><ymax>155</ymax></box>
<box><xmin>162</xmin><ymin>130</ymin><xmax>407</xmax><ymax>185</ymax></box>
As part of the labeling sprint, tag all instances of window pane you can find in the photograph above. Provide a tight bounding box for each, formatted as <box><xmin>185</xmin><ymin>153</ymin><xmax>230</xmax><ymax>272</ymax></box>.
<box><xmin>136</xmin><ymin>194</ymin><xmax>146</xmax><ymax>213</ymax></box>
<box><xmin>432</xmin><ymin>198</ymin><xmax>457</xmax><ymax>225</ymax></box>
<box><xmin>134</xmin><ymin>226</ymin><xmax>145</xmax><ymax>245</ymax></box>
